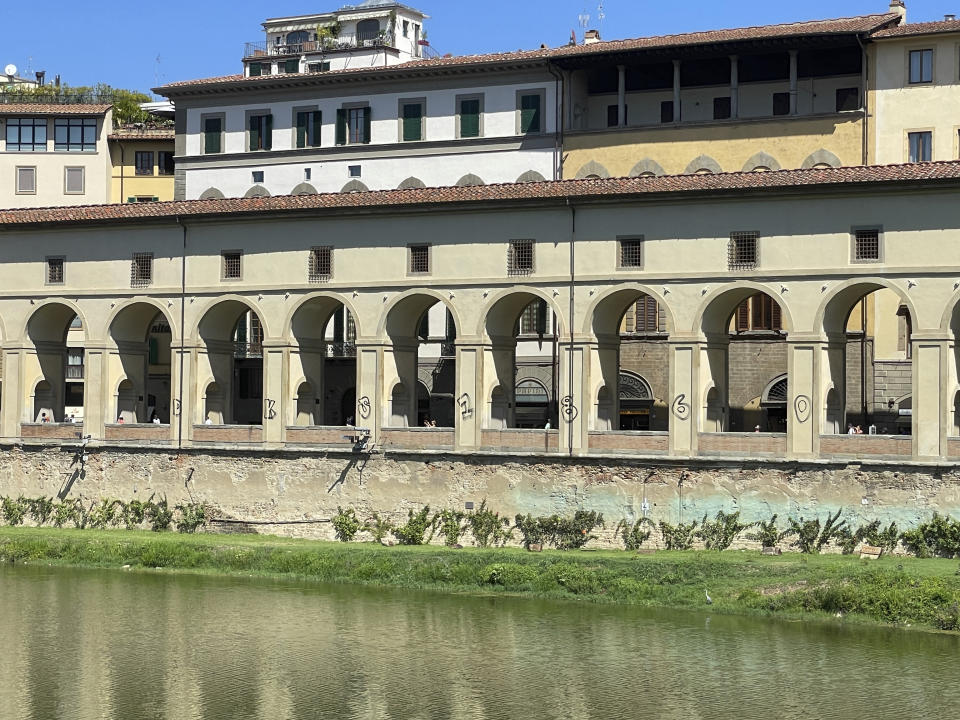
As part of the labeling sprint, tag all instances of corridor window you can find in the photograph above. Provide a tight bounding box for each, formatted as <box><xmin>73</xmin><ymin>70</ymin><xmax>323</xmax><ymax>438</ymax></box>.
<box><xmin>735</xmin><ymin>295</ymin><xmax>782</xmax><ymax>332</ymax></box>
<box><xmin>517</xmin><ymin>91</ymin><xmax>543</xmax><ymax>134</ymax></box>
<box><xmin>5</xmin><ymin>118</ymin><xmax>47</xmax><ymax>151</ymax></box>
<box><xmin>408</xmin><ymin>244</ymin><xmax>430</xmax><ymax>274</ymax></box>
<box><xmin>135</xmin><ymin>151</ymin><xmax>154</xmax><ymax>175</ymax></box>
<box><xmin>728</xmin><ymin>232</ymin><xmax>758</xmax><ymax>270</ymax></box>
<box><xmin>295</xmin><ymin>109</ymin><xmax>322</xmax><ymax>148</ymax></box>
<box><xmin>713</xmin><ymin>96</ymin><xmax>731</xmax><ymax>120</ymax></box>
<box><xmin>222</xmin><ymin>251</ymin><xmax>242</xmax><ymax>280</ymax></box>
<box><xmin>131</xmin><ymin>253</ymin><xmax>153</xmax><ymax>287</ymax></box>
<box><xmin>203</xmin><ymin>116</ymin><xmax>223</xmax><ymax>154</ymax></box>
<box><xmin>908</xmin><ymin>131</ymin><xmax>932</xmax><ymax>162</ymax></box>
<box><xmin>909</xmin><ymin>49</ymin><xmax>933</xmax><ymax>84</ymax></box>
<box><xmin>46</xmin><ymin>257</ymin><xmax>64</xmax><ymax>285</ymax></box>
<box><xmin>309</xmin><ymin>245</ymin><xmax>332</xmax><ymax>282</ymax></box>
<box><xmin>508</xmin><ymin>239</ymin><xmax>535</xmax><ymax>275</ymax></box>
<box><xmin>54</xmin><ymin>117</ymin><xmax>97</xmax><ymax>152</ymax></box>
<box><xmin>158</xmin><ymin>151</ymin><xmax>175</xmax><ymax>175</ymax></box>
<box><xmin>618</xmin><ymin>237</ymin><xmax>644</xmax><ymax>269</ymax></box>
<box><xmin>772</xmin><ymin>92</ymin><xmax>790</xmax><ymax>116</ymax></box>
<box><xmin>519</xmin><ymin>300</ymin><xmax>548</xmax><ymax>335</ymax></box>
<box><xmin>400</xmin><ymin>99</ymin><xmax>425</xmax><ymax>142</ymax></box>
<box><xmin>836</xmin><ymin>87</ymin><xmax>859</xmax><ymax>112</ymax></box>
<box><xmin>336</xmin><ymin>106</ymin><xmax>371</xmax><ymax>145</ymax></box>
<box><xmin>852</xmin><ymin>228</ymin><xmax>882</xmax><ymax>263</ymax></box>
<box><xmin>660</xmin><ymin>101</ymin><xmax>674</xmax><ymax>123</ymax></box>
<box><xmin>248</xmin><ymin>113</ymin><xmax>273</xmax><ymax>151</ymax></box>
<box><xmin>457</xmin><ymin>95</ymin><xmax>482</xmax><ymax>138</ymax></box>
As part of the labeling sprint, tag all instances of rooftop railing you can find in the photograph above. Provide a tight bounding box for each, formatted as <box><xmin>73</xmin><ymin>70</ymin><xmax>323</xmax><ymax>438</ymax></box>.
<box><xmin>243</xmin><ymin>32</ymin><xmax>396</xmax><ymax>59</ymax></box>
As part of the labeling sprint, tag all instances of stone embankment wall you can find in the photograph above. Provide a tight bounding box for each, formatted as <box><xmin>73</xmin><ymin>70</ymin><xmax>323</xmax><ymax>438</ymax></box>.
<box><xmin>2</xmin><ymin>444</ymin><xmax>959</xmax><ymax>549</ymax></box>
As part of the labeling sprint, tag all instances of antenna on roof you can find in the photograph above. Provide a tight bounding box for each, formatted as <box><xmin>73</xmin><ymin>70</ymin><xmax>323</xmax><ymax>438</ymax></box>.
<box><xmin>596</xmin><ymin>1</ymin><xmax>605</xmax><ymax>37</ymax></box>
<box><xmin>578</xmin><ymin>5</ymin><xmax>590</xmax><ymax>32</ymax></box>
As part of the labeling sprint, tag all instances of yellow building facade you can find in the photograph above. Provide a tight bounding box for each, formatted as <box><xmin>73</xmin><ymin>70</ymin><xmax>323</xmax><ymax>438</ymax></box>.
<box><xmin>108</xmin><ymin>127</ymin><xmax>175</xmax><ymax>203</ymax></box>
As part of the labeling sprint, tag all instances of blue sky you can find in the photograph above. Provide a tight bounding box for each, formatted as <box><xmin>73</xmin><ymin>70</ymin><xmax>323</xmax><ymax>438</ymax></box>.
<box><xmin>1</xmin><ymin>1</ymin><xmax>955</xmax><ymax>95</ymax></box>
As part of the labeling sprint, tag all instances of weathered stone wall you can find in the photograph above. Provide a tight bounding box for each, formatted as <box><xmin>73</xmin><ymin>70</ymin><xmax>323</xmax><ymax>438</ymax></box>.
<box><xmin>2</xmin><ymin>444</ymin><xmax>959</xmax><ymax>548</ymax></box>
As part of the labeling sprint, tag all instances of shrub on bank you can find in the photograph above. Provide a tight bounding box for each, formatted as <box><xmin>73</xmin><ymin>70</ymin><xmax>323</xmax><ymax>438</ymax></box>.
<box><xmin>0</xmin><ymin>495</ymin><xmax>209</xmax><ymax>534</ymax></box>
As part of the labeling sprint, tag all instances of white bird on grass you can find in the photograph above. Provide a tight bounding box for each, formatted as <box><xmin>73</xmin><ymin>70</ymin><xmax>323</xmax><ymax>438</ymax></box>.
<box><xmin>705</xmin><ymin>589</ymin><xmax>713</xmax><ymax>605</ymax></box>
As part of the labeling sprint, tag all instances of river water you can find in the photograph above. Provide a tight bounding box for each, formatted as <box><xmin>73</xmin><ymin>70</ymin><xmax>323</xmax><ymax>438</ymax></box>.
<box><xmin>0</xmin><ymin>564</ymin><xmax>957</xmax><ymax>719</ymax></box>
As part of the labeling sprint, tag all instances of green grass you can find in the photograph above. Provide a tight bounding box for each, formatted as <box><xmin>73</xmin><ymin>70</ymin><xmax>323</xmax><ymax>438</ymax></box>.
<box><xmin>2</xmin><ymin>527</ymin><xmax>959</xmax><ymax>632</ymax></box>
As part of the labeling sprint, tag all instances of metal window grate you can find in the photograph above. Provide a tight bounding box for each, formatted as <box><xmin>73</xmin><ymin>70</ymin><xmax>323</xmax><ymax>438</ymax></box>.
<box><xmin>130</xmin><ymin>253</ymin><xmax>153</xmax><ymax>287</ymax></box>
<box><xmin>728</xmin><ymin>232</ymin><xmax>758</xmax><ymax>270</ymax></box>
<box><xmin>855</xmin><ymin>229</ymin><xmax>880</xmax><ymax>261</ymax></box>
<box><xmin>508</xmin><ymin>239</ymin><xmax>534</xmax><ymax>276</ymax></box>
<box><xmin>223</xmin><ymin>252</ymin><xmax>242</xmax><ymax>279</ymax></box>
<box><xmin>619</xmin><ymin>238</ymin><xmax>644</xmax><ymax>268</ymax></box>
<box><xmin>409</xmin><ymin>244</ymin><xmax>430</xmax><ymax>274</ymax></box>
<box><xmin>309</xmin><ymin>246</ymin><xmax>332</xmax><ymax>282</ymax></box>
<box><xmin>47</xmin><ymin>258</ymin><xmax>64</xmax><ymax>284</ymax></box>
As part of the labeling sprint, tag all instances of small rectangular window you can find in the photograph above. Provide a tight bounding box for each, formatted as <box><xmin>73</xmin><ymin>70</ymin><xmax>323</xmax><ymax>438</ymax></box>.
<box><xmin>203</xmin><ymin>117</ymin><xmax>223</xmax><ymax>154</ymax></box>
<box><xmin>16</xmin><ymin>166</ymin><xmax>36</xmax><ymax>194</ymax></box>
<box><xmin>222</xmin><ymin>251</ymin><xmax>242</xmax><ymax>280</ymax></box>
<box><xmin>409</xmin><ymin>244</ymin><xmax>430</xmax><ymax>274</ymax></box>
<box><xmin>309</xmin><ymin>246</ymin><xmax>332</xmax><ymax>282</ymax></box>
<box><xmin>348</xmin><ymin>165</ymin><xmax>361</xmax><ymax>177</ymax></box>
<box><xmin>307</xmin><ymin>62</ymin><xmax>331</xmax><ymax>73</ymax></box>
<box><xmin>908</xmin><ymin>131</ymin><xmax>932</xmax><ymax>162</ymax></box>
<box><xmin>248</xmin><ymin>113</ymin><xmax>273</xmax><ymax>151</ymax></box>
<box><xmin>607</xmin><ymin>105</ymin><xmax>618</xmax><ymax>127</ymax></box>
<box><xmin>508</xmin><ymin>239</ymin><xmax>535</xmax><ymax>276</ymax></box>
<box><xmin>158</xmin><ymin>151</ymin><xmax>175</xmax><ymax>175</ymax></box>
<box><xmin>135</xmin><ymin>151</ymin><xmax>154</xmax><ymax>176</ymax></box>
<box><xmin>728</xmin><ymin>232</ymin><xmax>758</xmax><ymax>270</ymax></box>
<box><xmin>282</xmin><ymin>58</ymin><xmax>299</xmax><ymax>74</ymax></box>
<box><xmin>618</xmin><ymin>237</ymin><xmax>644</xmax><ymax>268</ymax></box>
<box><xmin>772</xmin><ymin>92</ymin><xmax>790</xmax><ymax>116</ymax></box>
<box><xmin>131</xmin><ymin>252</ymin><xmax>153</xmax><ymax>287</ymax></box>
<box><xmin>252</xmin><ymin>170</ymin><xmax>264</xmax><ymax>184</ymax></box>
<box><xmin>713</xmin><ymin>96</ymin><xmax>731</xmax><ymax>120</ymax></box>
<box><xmin>519</xmin><ymin>92</ymin><xmax>542</xmax><ymax>134</ymax></box>
<box><xmin>836</xmin><ymin>87</ymin><xmax>859</xmax><ymax>112</ymax></box>
<box><xmin>64</xmin><ymin>167</ymin><xmax>85</xmax><ymax>194</ymax></box>
<box><xmin>401</xmin><ymin>101</ymin><xmax>424</xmax><ymax>142</ymax></box>
<box><xmin>660</xmin><ymin>100</ymin><xmax>674</xmax><ymax>123</ymax></box>
<box><xmin>909</xmin><ymin>48</ymin><xmax>933</xmax><ymax>84</ymax></box>
<box><xmin>852</xmin><ymin>228</ymin><xmax>882</xmax><ymax>263</ymax></box>
<box><xmin>46</xmin><ymin>257</ymin><xmax>64</xmax><ymax>285</ymax></box>
<box><xmin>458</xmin><ymin>96</ymin><xmax>481</xmax><ymax>138</ymax></box>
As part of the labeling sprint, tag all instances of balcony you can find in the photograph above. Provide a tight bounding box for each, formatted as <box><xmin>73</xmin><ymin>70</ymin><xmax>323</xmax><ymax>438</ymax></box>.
<box><xmin>243</xmin><ymin>32</ymin><xmax>396</xmax><ymax>60</ymax></box>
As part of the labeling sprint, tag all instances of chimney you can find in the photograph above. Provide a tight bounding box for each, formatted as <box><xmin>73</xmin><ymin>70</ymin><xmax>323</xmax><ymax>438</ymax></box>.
<box><xmin>583</xmin><ymin>29</ymin><xmax>601</xmax><ymax>45</ymax></box>
<box><xmin>946</xmin><ymin>14</ymin><xmax>957</xmax><ymax>21</ymax></box>
<box><xmin>888</xmin><ymin>1</ymin><xmax>906</xmax><ymax>22</ymax></box>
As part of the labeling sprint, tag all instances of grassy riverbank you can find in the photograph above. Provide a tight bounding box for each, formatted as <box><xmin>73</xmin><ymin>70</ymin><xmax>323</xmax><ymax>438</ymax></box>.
<box><xmin>2</xmin><ymin>527</ymin><xmax>959</xmax><ymax>631</ymax></box>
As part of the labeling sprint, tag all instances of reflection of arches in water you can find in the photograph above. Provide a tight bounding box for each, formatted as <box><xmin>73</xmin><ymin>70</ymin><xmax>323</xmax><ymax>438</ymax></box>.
<box><xmin>760</xmin><ymin>374</ymin><xmax>788</xmax><ymax>433</ymax></box>
<box><xmin>618</xmin><ymin>371</ymin><xmax>653</xmax><ymax>430</ymax></box>
<box><xmin>515</xmin><ymin>378</ymin><xmax>549</xmax><ymax>428</ymax></box>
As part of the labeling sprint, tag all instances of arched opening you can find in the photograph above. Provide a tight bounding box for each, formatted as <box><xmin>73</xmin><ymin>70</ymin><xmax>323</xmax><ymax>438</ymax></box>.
<box><xmin>590</xmin><ymin>289</ymin><xmax>669</xmax><ymax>433</ymax></box>
<box><xmin>26</xmin><ymin>303</ymin><xmax>84</xmax><ymax>424</ymax></box>
<box><xmin>285</xmin><ymin>30</ymin><xmax>310</xmax><ymax>51</ymax></box>
<box><xmin>383</xmin><ymin>293</ymin><xmax>457</xmax><ymax>429</ymax></box>
<box><xmin>356</xmin><ymin>19</ymin><xmax>381</xmax><ymax>44</ymax></box>
<box><xmin>822</xmin><ymin>284</ymin><xmax>913</xmax><ymax>438</ymax></box>
<box><xmin>759</xmin><ymin>374</ymin><xmax>788</xmax><ymax>434</ymax></box>
<box><xmin>484</xmin><ymin>291</ymin><xmax>559</xmax><ymax>430</ymax></box>
<box><xmin>699</xmin><ymin>289</ymin><xmax>788</xmax><ymax>434</ymax></box>
<box><xmin>289</xmin><ymin>295</ymin><xmax>357</xmax><ymax>427</ymax></box>
<box><xmin>109</xmin><ymin>303</ymin><xmax>173</xmax><ymax>425</ymax></box>
<box><xmin>203</xmin><ymin>382</ymin><xmax>224</xmax><ymax>424</ymax></box>
<box><xmin>197</xmin><ymin>300</ymin><xmax>265</xmax><ymax>426</ymax></box>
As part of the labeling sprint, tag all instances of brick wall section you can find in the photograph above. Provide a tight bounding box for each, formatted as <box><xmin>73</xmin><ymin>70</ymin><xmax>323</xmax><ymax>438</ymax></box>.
<box><xmin>727</xmin><ymin>337</ymin><xmax>787</xmax><ymax>431</ymax></box>
<box><xmin>698</xmin><ymin>432</ymin><xmax>787</xmax><ymax>456</ymax></box>
<box><xmin>104</xmin><ymin>424</ymin><xmax>171</xmax><ymax>443</ymax></box>
<box><xmin>20</xmin><ymin>423</ymin><xmax>80</xmax><ymax>440</ymax></box>
<box><xmin>949</xmin><ymin>438</ymin><xmax>960</xmax><ymax>458</ymax></box>
<box><xmin>192</xmin><ymin>425</ymin><xmax>264</xmax><ymax>443</ymax></box>
<box><xmin>820</xmin><ymin>434</ymin><xmax>912</xmax><ymax>458</ymax></box>
<box><xmin>285</xmin><ymin>427</ymin><xmax>356</xmax><ymax>446</ymax></box>
<box><xmin>588</xmin><ymin>431</ymin><xmax>669</xmax><ymax>454</ymax></box>
<box><xmin>481</xmin><ymin>429</ymin><xmax>559</xmax><ymax>452</ymax></box>
<box><xmin>618</xmin><ymin>338</ymin><xmax>669</xmax><ymax>430</ymax></box>
<box><xmin>381</xmin><ymin>428</ymin><xmax>455</xmax><ymax>450</ymax></box>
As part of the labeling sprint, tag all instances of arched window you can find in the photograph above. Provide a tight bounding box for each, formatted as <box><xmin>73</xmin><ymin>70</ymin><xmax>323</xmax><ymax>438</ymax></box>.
<box><xmin>285</xmin><ymin>30</ymin><xmax>310</xmax><ymax>51</ymax></box>
<box><xmin>357</xmin><ymin>19</ymin><xmax>381</xmax><ymax>43</ymax></box>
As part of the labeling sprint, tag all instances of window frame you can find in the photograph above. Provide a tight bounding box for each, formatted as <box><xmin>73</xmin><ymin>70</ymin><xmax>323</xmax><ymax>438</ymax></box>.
<box><xmin>835</xmin><ymin>87</ymin><xmax>860</xmax><ymax>113</ymax></box>
<box><xmin>15</xmin><ymin>166</ymin><xmax>36</xmax><ymax>194</ymax></box>
<box><xmin>53</xmin><ymin>117</ymin><xmax>98</xmax><ymax>152</ymax></box>
<box><xmin>456</xmin><ymin>93</ymin><xmax>484</xmax><ymax>139</ymax></box>
<box><xmin>617</xmin><ymin>236</ymin><xmax>644</xmax><ymax>270</ymax></box>
<box><xmin>660</xmin><ymin>100</ymin><xmax>674</xmax><ymax>124</ymax></box>
<box><xmin>772</xmin><ymin>92</ymin><xmax>790</xmax><ymax>116</ymax></box>
<box><xmin>508</xmin><ymin>238</ymin><xmax>535</xmax><ymax>276</ymax></box>
<box><xmin>64</xmin><ymin>166</ymin><xmax>85</xmax><ymax>195</ymax></box>
<box><xmin>337</xmin><ymin>102</ymin><xmax>371</xmax><ymax>146</ymax></box>
<box><xmin>130</xmin><ymin>252</ymin><xmax>154</xmax><ymax>288</ymax></box>
<box><xmin>516</xmin><ymin>89</ymin><xmax>546</xmax><ymax>135</ymax></box>
<box><xmin>850</xmin><ymin>226</ymin><xmax>884</xmax><ymax>264</ymax></box>
<box><xmin>45</xmin><ymin>256</ymin><xmax>65</xmax><ymax>286</ymax></box>
<box><xmin>5</xmin><ymin>117</ymin><xmax>48</xmax><ymax>152</ymax></box>
<box><xmin>712</xmin><ymin>96</ymin><xmax>732</xmax><ymax>120</ymax></box>
<box><xmin>157</xmin><ymin>151</ymin><xmax>175</xmax><ymax>176</ymax></box>
<box><xmin>245</xmin><ymin>109</ymin><xmax>273</xmax><ymax>152</ymax></box>
<box><xmin>309</xmin><ymin>245</ymin><xmax>333</xmax><ymax>283</ymax></box>
<box><xmin>907</xmin><ymin>129</ymin><xmax>933</xmax><ymax>162</ymax></box>
<box><xmin>398</xmin><ymin>97</ymin><xmax>426</xmax><ymax>142</ymax></box>
<box><xmin>407</xmin><ymin>243</ymin><xmax>431</xmax><ymax>275</ymax></box>
<box><xmin>134</xmin><ymin>150</ymin><xmax>154</xmax><ymax>176</ymax></box>
<box><xmin>908</xmin><ymin>48</ymin><xmax>934</xmax><ymax>85</ymax></box>
<box><xmin>728</xmin><ymin>231</ymin><xmax>759</xmax><ymax>271</ymax></box>
<box><xmin>221</xmin><ymin>250</ymin><xmax>243</xmax><ymax>281</ymax></box>
<box><xmin>201</xmin><ymin>113</ymin><xmax>225</xmax><ymax>155</ymax></box>
<box><xmin>293</xmin><ymin>105</ymin><xmax>322</xmax><ymax>149</ymax></box>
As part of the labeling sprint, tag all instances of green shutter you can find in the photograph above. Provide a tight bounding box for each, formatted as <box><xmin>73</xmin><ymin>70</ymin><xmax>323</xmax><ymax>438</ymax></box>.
<box><xmin>311</xmin><ymin>111</ymin><xmax>322</xmax><ymax>147</ymax></box>
<box><xmin>249</xmin><ymin>115</ymin><xmax>259</xmax><ymax>151</ymax></box>
<box><xmin>204</xmin><ymin>118</ymin><xmax>221</xmax><ymax>154</ymax></box>
<box><xmin>362</xmin><ymin>107</ymin><xmax>372</xmax><ymax>144</ymax></box>
<box><xmin>249</xmin><ymin>63</ymin><xmax>261</xmax><ymax>77</ymax></box>
<box><xmin>520</xmin><ymin>93</ymin><xmax>541</xmax><ymax>133</ymax></box>
<box><xmin>536</xmin><ymin>299</ymin><xmax>547</xmax><ymax>335</ymax></box>
<box><xmin>460</xmin><ymin>99</ymin><xmax>480</xmax><ymax>138</ymax></box>
<box><xmin>296</xmin><ymin>112</ymin><xmax>308</xmax><ymax>148</ymax></box>
<box><xmin>336</xmin><ymin>109</ymin><xmax>347</xmax><ymax>145</ymax></box>
<box><xmin>402</xmin><ymin>103</ymin><xmax>422</xmax><ymax>142</ymax></box>
<box><xmin>264</xmin><ymin>114</ymin><xmax>273</xmax><ymax>150</ymax></box>
<box><xmin>285</xmin><ymin>59</ymin><xmax>299</xmax><ymax>73</ymax></box>
<box><xmin>127</xmin><ymin>197</ymin><xmax>136</xmax><ymax>203</ymax></box>
<box><xmin>149</xmin><ymin>338</ymin><xmax>159</xmax><ymax>364</ymax></box>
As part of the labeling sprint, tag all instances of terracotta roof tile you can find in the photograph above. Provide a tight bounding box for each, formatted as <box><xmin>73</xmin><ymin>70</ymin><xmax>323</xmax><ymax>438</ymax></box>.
<box><xmin>871</xmin><ymin>19</ymin><xmax>960</xmax><ymax>38</ymax></box>
<box><xmin>108</xmin><ymin>127</ymin><xmax>175</xmax><ymax>140</ymax></box>
<box><xmin>0</xmin><ymin>103</ymin><xmax>111</xmax><ymax>115</ymax></box>
<box><xmin>158</xmin><ymin>13</ymin><xmax>899</xmax><ymax>92</ymax></box>
<box><xmin>2</xmin><ymin>161</ymin><xmax>959</xmax><ymax>227</ymax></box>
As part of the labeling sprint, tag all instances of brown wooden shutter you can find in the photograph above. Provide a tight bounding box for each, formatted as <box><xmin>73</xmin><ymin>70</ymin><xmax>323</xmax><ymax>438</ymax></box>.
<box><xmin>736</xmin><ymin>300</ymin><xmax>750</xmax><ymax>332</ymax></box>
<box><xmin>644</xmin><ymin>296</ymin><xmax>658</xmax><ymax>331</ymax></box>
<box><xmin>771</xmin><ymin>299</ymin><xmax>782</xmax><ymax>331</ymax></box>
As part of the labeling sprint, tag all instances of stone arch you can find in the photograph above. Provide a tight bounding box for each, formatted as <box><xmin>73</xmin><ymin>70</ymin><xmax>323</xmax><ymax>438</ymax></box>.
<box><xmin>585</xmin><ymin>285</ymin><xmax>676</xmax><ymax>338</ymax></box>
<box><xmin>106</xmin><ymin>298</ymin><xmax>178</xmax><ymax>347</ymax></box>
<box><xmin>695</xmin><ymin>283</ymin><xmax>793</xmax><ymax>339</ymax></box>
<box><xmin>742</xmin><ymin>152</ymin><xmax>781</xmax><ymax>172</ymax></box>
<box><xmin>198</xmin><ymin>188</ymin><xmax>225</xmax><ymax>200</ymax></box>
<box><xmin>516</xmin><ymin>170</ymin><xmax>547</xmax><ymax>183</ymax></box>
<box><xmin>480</xmin><ymin>286</ymin><xmax>565</xmax><ymax>340</ymax></box>
<box><xmin>397</xmin><ymin>177</ymin><xmax>426</xmax><ymax>190</ymax></box>
<box><xmin>25</xmin><ymin>299</ymin><xmax>87</xmax><ymax>345</ymax></box>
<box><xmin>341</xmin><ymin>180</ymin><xmax>369</xmax><ymax>193</ymax></box>
<box><xmin>762</xmin><ymin>374</ymin><xmax>789</xmax><ymax>404</ymax></box>
<box><xmin>291</xmin><ymin>183</ymin><xmax>318</xmax><ymax>196</ymax></box>
<box><xmin>619</xmin><ymin>370</ymin><xmax>653</xmax><ymax>401</ymax></box>
<box><xmin>379</xmin><ymin>289</ymin><xmax>462</xmax><ymax>340</ymax></box>
<box><xmin>244</xmin><ymin>185</ymin><xmax>271</xmax><ymax>198</ymax></box>
<box><xmin>684</xmin><ymin>155</ymin><xmax>722</xmax><ymax>175</ymax></box>
<box><xmin>288</xmin><ymin>292</ymin><xmax>360</xmax><ymax>340</ymax></box>
<box><xmin>801</xmin><ymin>149</ymin><xmax>841</xmax><ymax>170</ymax></box>
<box><xmin>628</xmin><ymin>158</ymin><xmax>665</xmax><ymax>178</ymax></box>
<box><xmin>195</xmin><ymin>295</ymin><xmax>270</xmax><ymax>342</ymax></box>
<box><xmin>816</xmin><ymin>278</ymin><xmax>916</xmax><ymax>338</ymax></box>
<box><xmin>455</xmin><ymin>174</ymin><xmax>485</xmax><ymax>187</ymax></box>
<box><xmin>574</xmin><ymin>161</ymin><xmax>611</xmax><ymax>179</ymax></box>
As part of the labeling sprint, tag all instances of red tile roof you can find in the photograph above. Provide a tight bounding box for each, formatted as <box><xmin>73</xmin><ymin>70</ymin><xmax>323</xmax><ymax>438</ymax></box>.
<box><xmin>157</xmin><ymin>13</ymin><xmax>899</xmax><ymax>93</ymax></box>
<box><xmin>2</xmin><ymin>161</ymin><xmax>959</xmax><ymax>228</ymax></box>
<box><xmin>872</xmin><ymin>19</ymin><xmax>960</xmax><ymax>38</ymax></box>
<box><xmin>108</xmin><ymin>127</ymin><xmax>175</xmax><ymax>140</ymax></box>
<box><xmin>0</xmin><ymin>103</ymin><xmax>111</xmax><ymax>115</ymax></box>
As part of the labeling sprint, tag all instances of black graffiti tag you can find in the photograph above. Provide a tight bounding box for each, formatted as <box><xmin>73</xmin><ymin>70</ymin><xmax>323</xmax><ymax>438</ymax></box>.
<box><xmin>264</xmin><ymin>399</ymin><xmax>277</xmax><ymax>420</ymax></box>
<box><xmin>794</xmin><ymin>394</ymin><xmax>811</xmax><ymax>424</ymax></box>
<box><xmin>671</xmin><ymin>394</ymin><xmax>690</xmax><ymax>420</ymax></box>
<box><xmin>358</xmin><ymin>396</ymin><xmax>372</xmax><ymax>420</ymax></box>
<box><xmin>561</xmin><ymin>395</ymin><xmax>579</xmax><ymax>423</ymax></box>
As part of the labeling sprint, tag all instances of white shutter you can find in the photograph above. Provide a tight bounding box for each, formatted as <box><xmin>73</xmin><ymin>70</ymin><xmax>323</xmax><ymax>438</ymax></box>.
<box><xmin>65</xmin><ymin>167</ymin><xmax>85</xmax><ymax>194</ymax></box>
<box><xmin>16</xmin><ymin>167</ymin><xmax>36</xmax><ymax>194</ymax></box>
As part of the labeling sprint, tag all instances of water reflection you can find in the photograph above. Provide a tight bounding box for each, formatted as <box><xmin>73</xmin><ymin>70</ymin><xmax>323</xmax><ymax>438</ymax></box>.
<box><xmin>0</xmin><ymin>565</ymin><xmax>957</xmax><ymax>719</ymax></box>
